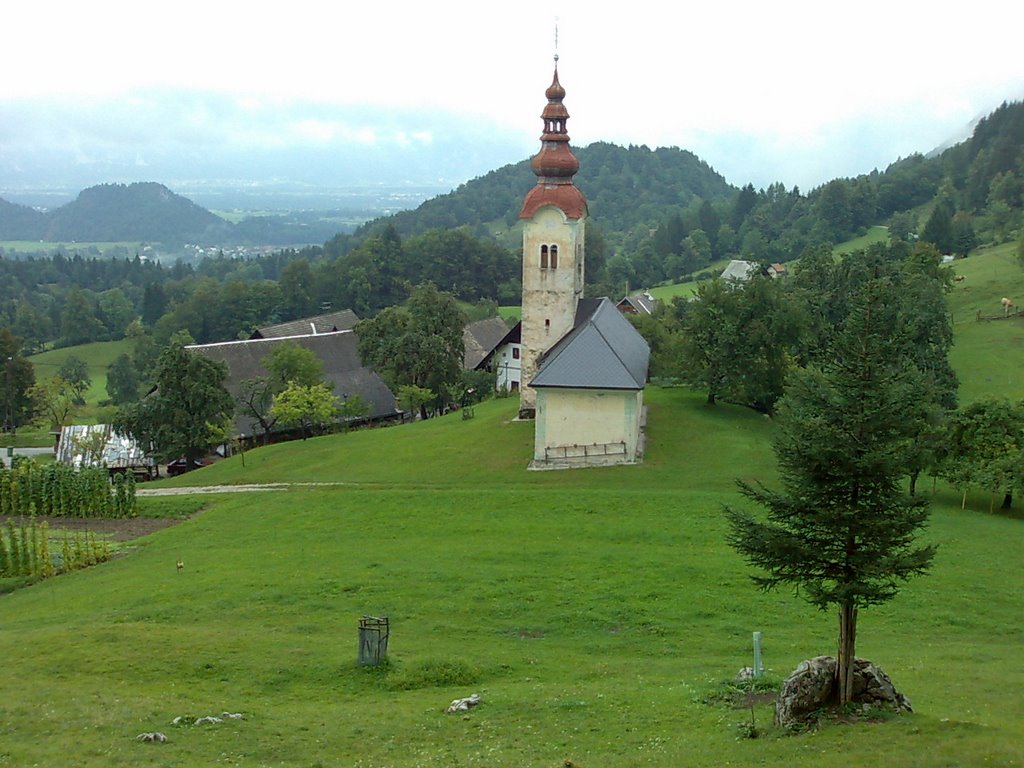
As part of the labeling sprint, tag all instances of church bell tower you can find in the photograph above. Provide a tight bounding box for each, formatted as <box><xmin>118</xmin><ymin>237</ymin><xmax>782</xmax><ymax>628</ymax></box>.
<box><xmin>517</xmin><ymin>58</ymin><xmax>588</xmax><ymax>419</ymax></box>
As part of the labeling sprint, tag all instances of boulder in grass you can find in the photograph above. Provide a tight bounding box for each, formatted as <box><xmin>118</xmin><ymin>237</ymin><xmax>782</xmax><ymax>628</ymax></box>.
<box><xmin>445</xmin><ymin>694</ymin><xmax>481</xmax><ymax>713</ymax></box>
<box><xmin>775</xmin><ymin>656</ymin><xmax>912</xmax><ymax>728</ymax></box>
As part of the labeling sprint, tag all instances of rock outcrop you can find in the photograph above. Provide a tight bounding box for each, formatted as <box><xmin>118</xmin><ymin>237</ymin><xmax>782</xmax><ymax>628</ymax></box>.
<box><xmin>775</xmin><ymin>656</ymin><xmax>912</xmax><ymax>728</ymax></box>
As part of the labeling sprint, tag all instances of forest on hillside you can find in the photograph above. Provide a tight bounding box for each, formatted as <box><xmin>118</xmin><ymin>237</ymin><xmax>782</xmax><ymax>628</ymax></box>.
<box><xmin>0</xmin><ymin>101</ymin><xmax>1021</xmax><ymax>363</ymax></box>
<box><xmin>0</xmin><ymin>182</ymin><xmax>371</xmax><ymax>247</ymax></box>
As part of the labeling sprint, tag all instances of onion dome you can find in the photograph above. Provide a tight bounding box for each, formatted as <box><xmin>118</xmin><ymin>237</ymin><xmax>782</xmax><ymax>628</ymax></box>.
<box><xmin>520</xmin><ymin>64</ymin><xmax>587</xmax><ymax>220</ymax></box>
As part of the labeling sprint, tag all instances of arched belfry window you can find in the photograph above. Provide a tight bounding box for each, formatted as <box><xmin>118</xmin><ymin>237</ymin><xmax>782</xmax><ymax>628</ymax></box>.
<box><xmin>550</xmin><ymin>244</ymin><xmax>558</xmax><ymax>269</ymax></box>
<box><xmin>540</xmin><ymin>245</ymin><xmax>549</xmax><ymax>269</ymax></box>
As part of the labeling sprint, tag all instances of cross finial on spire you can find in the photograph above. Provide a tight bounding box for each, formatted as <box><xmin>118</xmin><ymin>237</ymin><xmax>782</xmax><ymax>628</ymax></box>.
<box><xmin>554</xmin><ymin>19</ymin><xmax>559</xmax><ymax>66</ymax></box>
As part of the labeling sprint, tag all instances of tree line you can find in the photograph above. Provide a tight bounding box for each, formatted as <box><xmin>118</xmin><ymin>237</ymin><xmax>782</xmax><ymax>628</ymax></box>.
<box><xmin>630</xmin><ymin>239</ymin><xmax>1024</xmax><ymax>509</ymax></box>
<box><xmin>0</xmin><ymin>224</ymin><xmax>516</xmax><ymax>356</ymax></box>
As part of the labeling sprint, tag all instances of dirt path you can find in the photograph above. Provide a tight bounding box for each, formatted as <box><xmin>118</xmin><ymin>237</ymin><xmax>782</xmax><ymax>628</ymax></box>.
<box><xmin>136</xmin><ymin>482</ymin><xmax>353</xmax><ymax>496</ymax></box>
<box><xmin>136</xmin><ymin>483</ymin><xmax>292</xmax><ymax>496</ymax></box>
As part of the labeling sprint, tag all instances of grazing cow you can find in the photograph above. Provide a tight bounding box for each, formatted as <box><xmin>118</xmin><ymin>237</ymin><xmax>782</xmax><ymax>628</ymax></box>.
<box><xmin>1001</xmin><ymin>297</ymin><xmax>1015</xmax><ymax>315</ymax></box>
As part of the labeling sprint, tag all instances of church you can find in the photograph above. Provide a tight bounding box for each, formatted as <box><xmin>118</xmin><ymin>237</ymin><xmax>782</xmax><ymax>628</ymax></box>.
<box><xmin>486</xmin><ymin>60</ymin><xmax>650</xmax><ymax>470</ymax></box>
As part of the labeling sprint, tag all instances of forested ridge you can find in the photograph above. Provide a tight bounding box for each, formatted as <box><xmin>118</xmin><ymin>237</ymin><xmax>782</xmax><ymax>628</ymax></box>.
<box><xmin>0</xmin><ymin>182</ymin><xmax>365</xmax><ymax>247</ymax></box>
<box><xmin>0</xmin><ymin>101</ymin><xmax>1022</xmax><ymax>358</ymax></box>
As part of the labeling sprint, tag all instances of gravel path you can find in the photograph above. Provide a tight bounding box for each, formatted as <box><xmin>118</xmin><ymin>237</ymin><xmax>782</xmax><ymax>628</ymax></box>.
<box><xmin>136</xmin><ymin>482</ymin><xmax>351</xmax><ymax>496</ymax></box>
<box><xmin>136</xmin><ymin>484</ymin><xmax>291</xmax><ymax>496</ymax></box>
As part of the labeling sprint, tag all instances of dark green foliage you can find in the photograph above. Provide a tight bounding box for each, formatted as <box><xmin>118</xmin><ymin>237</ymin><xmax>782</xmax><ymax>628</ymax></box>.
<box><xmin>674</xmin><ymin>274</ymin><xmax>805</xmax><ymax>412</ymax></box>
<box><xmin>113</xmin><ymin>342</ymin><xmax>233</xmax><ymax>465</ymax></box>
<box><xmin>942</xmin><ymin>399</ymin><xmax>1024</xmax><ymax>510</ymax></box>
<box><xmin>726</xmin><ymin>279</ymin><xmax>937</xmax><ymax>704</ymax></box>
<box><xmin>41</xmin><ymin>183</ymin><xmax>231</xmax><ymax>244</ymax></box>
<box><xmin>106</xmin><ymin>353</ymin><xmax>140</xmax><ymax>405</ymax></box>
<box><xmin>373</xmin><ymin>143</ymin><xmax>733</xmax><ymax>241</ymax></box>
<box><xmin>921</xmin><ymin>200</ymin><xmax>956</xmax><ymax>254</ymax></box>
<box><xmin>357</xmin><ymin>285</ymin><xmax>467</xmax><ymax>417</ymax></box>
<box><xmin>0</xmin><ymin>329</ymin><xmax>35</xmax><ymax>432</ymax></box>
<box><xmin>58</xmin><ymin>355</ymin><xmax>91</xmax><ymax>403</ymax></box>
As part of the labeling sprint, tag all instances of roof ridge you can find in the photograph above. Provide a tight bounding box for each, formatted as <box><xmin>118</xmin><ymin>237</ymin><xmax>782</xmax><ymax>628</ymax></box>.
<box><xmin>588</xmin><ymin>302</ymin><xmax>643</xmax><ymax>387</ymax></box>
<box><xmin>189</xmin><ymin>329</ymin><xmax>354</xmax><ymax>350</ymax></box>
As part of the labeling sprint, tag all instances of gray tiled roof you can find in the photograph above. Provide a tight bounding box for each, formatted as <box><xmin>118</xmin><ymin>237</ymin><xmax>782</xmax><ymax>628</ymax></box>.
<box><xmin>189</xmin><ymin>331</ymin><xmax>397</xmax><ymax>435</ymax></box>
<box><xmin>531</xmin><ymin>298</ymin><xmax>649</xmax><ymax>390</ymax></box>
<box><xmin>463</xmin><ymin>316</ymin><xmax>512</xmax><ymax>369</ymax></box>
<box><xmin>617</xmin><ymin>292</ymin><xmax>657</xmax><ymax>315</ymax></box>
<box><xmin>250</xmin><ymin>309</ymin><xmax>360</xmax><ymax>339</ymax></box>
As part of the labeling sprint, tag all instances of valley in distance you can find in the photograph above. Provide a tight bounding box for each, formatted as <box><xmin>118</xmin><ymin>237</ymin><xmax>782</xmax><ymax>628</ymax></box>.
<box><xmin>0</xmin><ymin>181</ymin><xmax>450</xmax><ymax>262</ymax></box>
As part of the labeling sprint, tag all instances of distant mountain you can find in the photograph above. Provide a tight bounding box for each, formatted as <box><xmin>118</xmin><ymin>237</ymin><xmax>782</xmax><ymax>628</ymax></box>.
<box><xmin>0</xmin><ymin>182</ymin><xmax>442</xmax><ymax>247</ymax></box>
<box><xmin>52</xmin><ymin>182</ymin><xmax>230</xmax><ymax>244</ymax></box>
<box><xmin>0</xmin><ymin>182</ymin><xmax>231</xmax><ymax>244</ymax></box>
<box><xmin>0</xmin><ymin>197</ymin><xmax>46</xmax><ymax>239</ymax></box>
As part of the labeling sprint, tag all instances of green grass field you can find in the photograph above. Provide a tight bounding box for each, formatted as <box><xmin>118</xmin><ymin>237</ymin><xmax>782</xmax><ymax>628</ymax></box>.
<box><xmin>945</xmin><ymin>242</ymin><xmax>1024</xmax><ymax>403</ymax></box>
<box><xmin>1</xmin><ymin>384</ymin><xmax>1021</xmax><ymax>766</ymax></box>
<box><xmin>6</xmin><ymin>340</ymin><xmax>134</xmax><ymax>446</ymax></box>
<box><xmin>1</xmin><ymin>244</ymin><xmax>1023</xmax><ymax>766</ymax></box>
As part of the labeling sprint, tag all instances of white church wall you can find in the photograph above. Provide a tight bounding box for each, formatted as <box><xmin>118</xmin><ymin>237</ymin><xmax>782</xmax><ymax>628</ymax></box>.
<box><xmin>533</xmin><ymin>387</ymin><xmax>643</xmax><ymax>467</ymax></box>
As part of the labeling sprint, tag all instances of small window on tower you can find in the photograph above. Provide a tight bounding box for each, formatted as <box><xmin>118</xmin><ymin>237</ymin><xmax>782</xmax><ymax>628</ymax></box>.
<box><xmin>550</xmin><ymin>244</ymin><xmax>558</xmax><ymax>269</ymax></box>
<box><xmin>540</xmin><ymin>245</ymin><xmax>549</xmax><ymax>269</ymax></box>
<box><xmin>544</xmin><ymin>319</ymin><xmax>551</xmax><ymax>332</ymax></box>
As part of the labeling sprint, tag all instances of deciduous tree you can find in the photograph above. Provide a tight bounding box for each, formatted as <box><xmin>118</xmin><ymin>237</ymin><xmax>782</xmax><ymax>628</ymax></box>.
<box><xmin>106</xmin><ymin>353</ymin><xmax>140</xmax><ymax>405</ymax></box>
<box><xmin>0</xmin><ymin>329</ymin><xmax>35</xmax><ymax>433</ymax></box>
<box><xmin>113</xmin><ymin>342</ymin><xmax>233</xmax><ymax>466</ymax></box>
<box><xmin>942</xmin><ymin>398</ymin><xmax>1024</xmax><ymax>511</ymax></box>
<box><xmin>270</xmin><ymin>382</ymin><xmax>338</xmax><ymax>440</ymax></box>
<box><xmin>357</xmin><ymin>284</ymin><xmax>466</xmax><ymax>418</ymax></box>
<box><xmin>29</xmin><ymin>375</ymin><xmax>79</xmax><ymax>429</ymax></box>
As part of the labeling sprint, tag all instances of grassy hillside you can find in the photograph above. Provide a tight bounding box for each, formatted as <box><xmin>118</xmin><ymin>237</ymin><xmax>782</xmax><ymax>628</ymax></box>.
<box><xmin>9</xmin><ymin>339</ymin><xmax>134</xmax><ymax>445</ymax></box>
<box><xmin>1</xmin><ymin>387</ymin><xmax>1021</xmax><ymax>766</ymax></box>
<box><xmin>945</xmin><ymin>241</ymin><xmax>1024</xmax><ymax>403</ymax></box>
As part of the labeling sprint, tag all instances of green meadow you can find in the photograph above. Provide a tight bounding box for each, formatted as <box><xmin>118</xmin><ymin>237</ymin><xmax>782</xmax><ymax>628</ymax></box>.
<box><xmin>7</xmin><ymin>340</ymin><xmax>134</xmax><ymax>446</ymax></box>
<box><xmin>0</xmin><ymin>245</ymin><xmax>1022</xmax><ymax>766</ymax></box>
<box><xmin>1</xmin><ymin>385</ymin><xmax>1022</xmax><ymax>766</ymax></box>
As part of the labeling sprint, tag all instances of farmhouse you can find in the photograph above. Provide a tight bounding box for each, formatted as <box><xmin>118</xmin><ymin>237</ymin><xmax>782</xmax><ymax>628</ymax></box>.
<box><xmin>188</xmin><ymin>330</ymin><xmax>399</xmax><ymax>440</ymax></box>
<box><xmin>249</xmin><ymin>309</ymin><xmax>360</xmax><ymax>339</ymax></box>
<box><xmin>720</xmin><ymin>259</ymin><xmax>758</xmax><ymax>282</ymax></box>
<box><xmin>462</xmin><ymin>316</ymin><xmax>512</xmax><ymax>370</ymax></box>
<box><xmin>616</xmin><ymin>291</ymin><xmax>657</xmax><ymax>316</ymax></box>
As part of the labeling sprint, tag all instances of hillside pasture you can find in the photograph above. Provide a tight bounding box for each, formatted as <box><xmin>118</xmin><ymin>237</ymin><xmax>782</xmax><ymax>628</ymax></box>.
<box><xmin>0</xmin><ymin>388</ymin><xmax>1020</xmax><ymax>767</ymax></box>
<box><xmin>945</xmin><ymin>242</ymin><xmax>1024</xmax><ymax>402</ymax></box>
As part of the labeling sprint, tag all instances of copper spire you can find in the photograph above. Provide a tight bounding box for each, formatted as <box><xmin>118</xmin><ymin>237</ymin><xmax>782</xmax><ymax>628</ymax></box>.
<box><xmin>519</xmin><ymin>59</ymin><xmax>587</xmax><ymax>220</ymax></box>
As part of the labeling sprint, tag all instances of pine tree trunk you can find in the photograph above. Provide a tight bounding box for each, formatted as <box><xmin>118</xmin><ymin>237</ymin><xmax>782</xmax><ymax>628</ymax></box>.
<box><xmin>836</xmin><ymin>602</ymin><xmax>857</xmax><ymax>705</ymax></box>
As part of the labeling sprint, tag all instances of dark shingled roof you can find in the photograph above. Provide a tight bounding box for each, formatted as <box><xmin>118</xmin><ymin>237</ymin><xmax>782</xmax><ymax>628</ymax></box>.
<box><xmin>463</xmin><ymin>316</ymin><xmax>513</xmax><ymax>369</ymax></box>
<box><xmin>250</xmin><ymin>309</ymin><xmax>360</xmax><ymax>339</ymax></box>
<box><xmin>531</xmin><ymin>298</ymin><xmax>649</xmax><ymax>390</ymax></box>
<box><xmin>189</xmin><ymin>331</ymin><xmax>397</xmax><ymax>436</ymax></box>
<box><xmin>616</xmin><ymin>292</ymin><xmax>657</xmax><ymax>315</ymax></box>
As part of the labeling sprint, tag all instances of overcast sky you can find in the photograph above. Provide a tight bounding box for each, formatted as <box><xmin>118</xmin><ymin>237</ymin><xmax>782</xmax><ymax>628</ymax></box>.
<box><xmin>3</xmin><ymin>0</ymin><xmax>1023</xmax><ymax>194</ymax></box>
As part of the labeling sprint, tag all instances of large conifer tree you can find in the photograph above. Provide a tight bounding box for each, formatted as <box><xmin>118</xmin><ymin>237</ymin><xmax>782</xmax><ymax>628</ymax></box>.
<box><xmin>726</xmin><ymin>278</ymin><xmax>937</xmax><ymax>705</ymax></box>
